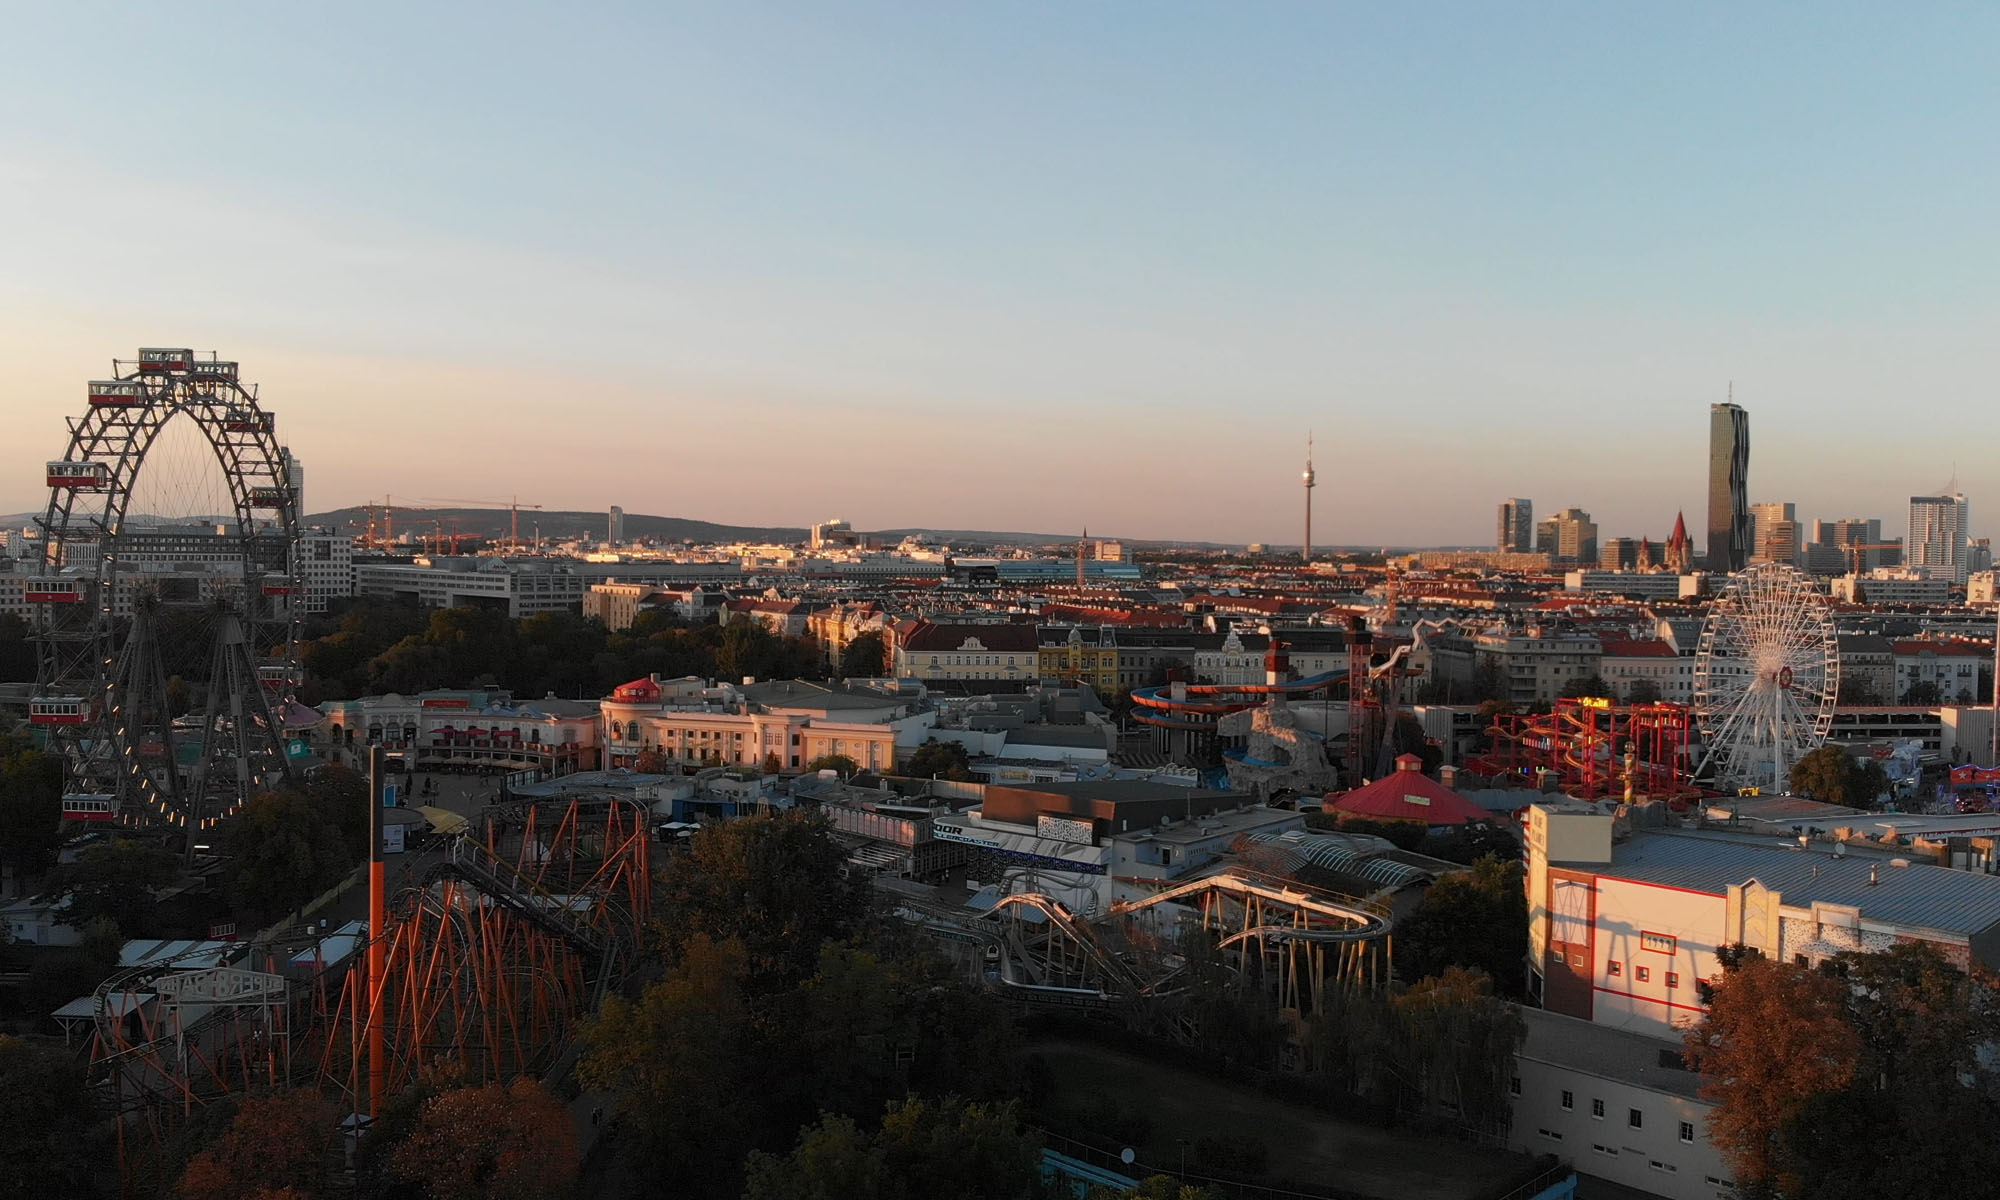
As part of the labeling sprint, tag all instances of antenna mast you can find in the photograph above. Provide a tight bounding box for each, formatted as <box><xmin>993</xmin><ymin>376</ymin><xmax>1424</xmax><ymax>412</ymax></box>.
<box><xmin>1302</xmin><ymin>431</ymin><xmax>1317</xmax><ymax>563</ymax></box>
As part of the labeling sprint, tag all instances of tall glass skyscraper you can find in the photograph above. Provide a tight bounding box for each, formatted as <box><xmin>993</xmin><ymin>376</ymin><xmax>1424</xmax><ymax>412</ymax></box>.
<box><xmin>1908</xmin><ymin>493</ymin><xmax>1970</xmax><ymax>584</ymax></box>
<box><xmin>1496</xmin><ymin>498</ymin><xmax>1533</xmax><ymax>552</ymax></box>
<box><xmin>1707</xmin><ymin>402</ymin><xmax>1750</xmax><ymax>573</ymax></box>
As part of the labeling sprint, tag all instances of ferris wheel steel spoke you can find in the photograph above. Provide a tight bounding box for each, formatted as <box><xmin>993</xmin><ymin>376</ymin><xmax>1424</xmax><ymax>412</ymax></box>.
<box><xmin>1695</xmin><ymin>563</ymin><xmax>1839</xmax><ymax>792</ymax></box>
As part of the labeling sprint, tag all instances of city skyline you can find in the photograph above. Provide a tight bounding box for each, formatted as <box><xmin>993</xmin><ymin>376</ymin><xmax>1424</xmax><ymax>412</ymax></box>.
<box><xmin>2</xmin><ymin>5</ymin><xmax>1995</xmax><ymax>544</ymax></box>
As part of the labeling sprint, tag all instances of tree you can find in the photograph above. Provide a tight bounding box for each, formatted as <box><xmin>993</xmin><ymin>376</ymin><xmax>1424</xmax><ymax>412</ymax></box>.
<box><xmin>1425</xmin><ymin>822</ymin><xmax>1522</xmax><ymax>865</ymax></box>
<box><xmin>177</xmin><ymin>1089</ymin><xmax>339</xmax><ymax>1200</ymax></box>
<box><xmin>1901</xmin><ymin>680</ymin><xmax>1943</xmax><ymax>705</ymax></box>
<box><xmin>839</xmin><ymin>631</ymin><xmax>887</xmax><ymax>678</ymax></box>
<box><xmin>905</xmin><ymin>738</ymin><xmax>972</xmax><ymax>781</ymax></box>
<box><xmin>302</xmin><ymin>762</ymin><xmax>370</xmax><ymax>859</ymax></box>
<box><xmin>579</xmin><ymin>935</ymin><xmax>757</xmax><ymax>1193</ymax></box>
<box><xmin>762</xmin><ymin>752</ymin><xmax>783</xmax><ymax>776</ymax></box>
<box><xmin>800</xmin><ymin>754</ymin><xmax>859</xmax><ymax>778</ymax></box>
<box><xmin>1393</xmin><ymin>858</ymin><xmax>1529</xmax><ymax>995</ymax></box>
<box><xmin>632</xmin><ymin>749</ymin><xmax>672</xmax><ymax>774</ymax></box>
<box><xmin>41</xmin><ymin>839</ymin><xmax>182</xmax><ymax>936</ymax></box>
<box><xmin>1771</xmin><ymin>943</ymin><xmax>2000</xmax><ymax>1199</ymax></box>
<box><xmin>0</xmin><ymin>739</ymin><xmax>64</xmax><ymax>881</ymax></box>
<box><xmin>0</xmin><ymin>1034</ymin><xmax>102</xmax><ymax>1198</ymax></box>
<box><xmin>389</xmin><ymin>1078</ymin><xmax>580</xmax><ymax>1200</ymax></box>
<box><xmin>1390</xmin><ymin>713</ymin><xmax>1444</xmax><ymax>773</ymax></box>
<box><xmin>1391</xmin><ymin>968</ymin><xmax>1525</xmax><ymax>1133</ymax></box>
<box><xmin>1683</xmin><ymin>950</ymin><xmax>1860</xmax><ymax>1194</ymax></box>
<box><xmin>221</xmin><ymin>791</ymin><xmax>355</xmax><ymax>920</ymax></box>
<box><xmin>743</xmin><ymin>1098</ymin><xmax>1040</xmax><ymax>1200</ymax></box>
<box><xmin>1837</xmin><ymin>675</ymin><xmax>1880</xmax><ymax>705</ymax></box>
<box><xmin>653</xmin><ymin>811</ymin><xmax>867</xmax><ymax>990</ymax></box>
<box><xmin>1558</xmin><ymin>674</ymin><xmax>1612</xmax><ymax>700</ymax></box>
<box><xmin>1788</xmin><ymin>745</ymin><xmax>1889</xmax><ymax>808</ymax></box>
<box><xmin>1625</xmin><ymin>678</ymin><xmax>1662</xmax><ymax>704</ymax></box>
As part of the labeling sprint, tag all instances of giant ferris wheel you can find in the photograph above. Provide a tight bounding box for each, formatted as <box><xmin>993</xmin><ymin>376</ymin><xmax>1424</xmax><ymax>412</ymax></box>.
<box><xmin>31</xmin><ymin>348</ymin><xmax>303</xmax><ymax>835</ymax></box>
<box><xmin>1692</xmin><ymin>562</ymin><xmax>1840</xmax><ymax>794</ymax></box>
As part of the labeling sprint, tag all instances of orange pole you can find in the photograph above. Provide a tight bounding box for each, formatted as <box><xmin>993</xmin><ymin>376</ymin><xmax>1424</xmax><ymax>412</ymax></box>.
<box><xmin>368</xmin><ymin>747</ymin><xmax>387</xmax><ymax>1121</ymax></box>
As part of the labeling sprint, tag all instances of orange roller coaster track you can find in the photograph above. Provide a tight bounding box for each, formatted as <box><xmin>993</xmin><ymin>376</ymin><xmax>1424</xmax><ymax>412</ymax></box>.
<box><xmin>1466</xmin><ymin>699</ymin><xmax>1700</xmax><ymax>805</ymax></box>
<box><xmin>90</xmin><ymin>797</ymin><xmax>652</xmax><ymax>1160</ymax></box>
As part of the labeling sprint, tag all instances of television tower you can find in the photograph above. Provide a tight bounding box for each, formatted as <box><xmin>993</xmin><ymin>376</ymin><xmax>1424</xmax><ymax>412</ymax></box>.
<box><xmin>1302</xmin><ymin>432</ymin><xmax>1317</xmax><ymax>562</ymax></box>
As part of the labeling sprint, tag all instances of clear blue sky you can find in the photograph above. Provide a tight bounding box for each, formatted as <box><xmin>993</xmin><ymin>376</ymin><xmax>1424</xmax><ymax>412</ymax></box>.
<box><xmin>1</xmin><ymin>3</ymin><xmax>1993</xmax><ymax>545</ymax></box>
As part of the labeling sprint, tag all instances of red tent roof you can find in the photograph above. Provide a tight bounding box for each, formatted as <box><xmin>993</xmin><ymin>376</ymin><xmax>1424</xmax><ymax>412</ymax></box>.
<box><xmin>1327</xmin><ymin>755</ymin><xmax>1489</xmax><ymax>825</ymax></box>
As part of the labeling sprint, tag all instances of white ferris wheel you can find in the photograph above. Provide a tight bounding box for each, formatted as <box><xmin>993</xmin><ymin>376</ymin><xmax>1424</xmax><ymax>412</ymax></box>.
<box><xmin>1693</xmin><ymin>562</ymin><xmax>1840</xmax><ymax>794</ymax></box>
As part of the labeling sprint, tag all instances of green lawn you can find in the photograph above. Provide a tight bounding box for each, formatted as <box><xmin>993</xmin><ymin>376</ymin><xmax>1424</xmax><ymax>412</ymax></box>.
<box><xmin>1031</xmin><ymin>1036</ymin><xmax>1538</xmax><ymax>1199</ymax></box>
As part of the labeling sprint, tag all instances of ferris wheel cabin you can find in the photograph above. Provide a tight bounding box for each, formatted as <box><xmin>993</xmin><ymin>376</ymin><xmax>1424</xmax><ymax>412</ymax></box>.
<box><xmin>60</xmin><ymin>794</ymin><xmax>118</xmax><ymax>822</ymax></box>
<box><xmin>191</xmin><ymin>359</ymin><xmax>239</xmax><ymax>383</ymax></box>
<box><xmin>88</xmin><ymin>380</ymin><xmax>146</xmax><ymax>407</ymax></box>
<box><xmin>225</xmin><ymin>410</ymin><xmax>274</xmax><ymax>434</ymax></box>
<box><xmin>259</xmin><ymin>575</ymin><xmax>296</xmax><ymax>596</ymax></box>
<box><xmin>25</xmin><ymin>578</ymin><xmax>85</xmax><ymax>603</ymax></box>
<box><xmin>258</xmin><ymin>665</ymin><xmax>304</xmax><ymax>691</ymax></box>
<box><xmin>248</xmin><ymin>486</ymin><xmax>292</xmax><ymax>509</ymax></box>
<box><xmin>29</xmin><ymin>696</ymin><xmax>91</xmax><ymax>725</ymax></box>
<box><xmin>136</xmin><ymin>347</ymin><xmax>194</xmax><ymax>374</ymax></box>
<box><xmin>46</xmin><ymin>460</ymin><xmax>111</xmax><ymax>490</ymax></box>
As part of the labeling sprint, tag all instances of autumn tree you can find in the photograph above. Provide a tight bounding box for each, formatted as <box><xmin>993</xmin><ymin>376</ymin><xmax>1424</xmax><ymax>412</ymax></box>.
<box><xmin>1393</xmin><ymin>858</ymin><xmax>1529</xmax><ymax>995</ymax></box>
<box><xmin>0</xmin><ymin>1034</ymin><xmax>102</xmax><ymax>1198</ymax></box>
<box><xmin>389</xmin><ymin>1077</ymin><xmax>580</xmax><ymax>1200</ymax></box>
<box><xmin>1682</xmin><ymin>950</ymin><xmax>1860</xmax><ymax>1194</ymax></box>
<box><xmin>632</xmin><ymin>749</ymin><xmax>672</xmax><ymax>774</ymax></box>
<box><xmin>1773</xmin><ymin>944</ymin><xmax>2000</xmax><ymax>1199</ymax></box>
<box><xmin>177</xmin><ymin>1089</ymin><xmax>339</xmax><ymax>1200</ymax></box>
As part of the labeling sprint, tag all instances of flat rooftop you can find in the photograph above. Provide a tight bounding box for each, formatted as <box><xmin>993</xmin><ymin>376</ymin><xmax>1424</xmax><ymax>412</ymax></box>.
<box><xmin>1518</xmin><ymin>1007</ymin><xmax>1704</xmax><ymax>1102</ymax></box>
<box><xmin>1568</xmin><ymin>829</ymin><xmax>2000</xmax><ymax>938</ymax></box>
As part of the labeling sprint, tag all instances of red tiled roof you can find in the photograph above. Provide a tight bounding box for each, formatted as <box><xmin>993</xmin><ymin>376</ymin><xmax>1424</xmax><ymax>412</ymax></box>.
<box><xmin>1327</xmin><ymin>756</ymin><xmax>1488</xmax><ymax>825</ymax></box>
<box><xmin>897</xmin><ymin>621</ymin><xmax>1040</xmax><ymax>653</ymax></box>
<box><xmin>1891</xmin><ymin>639</ymin><xmax>1989</xmax><ymax>657</ymax></box>
<box><xmin>1599</xmin><ymin>639</ymin><xmax>1677</xmax><ymax>658</ymax></box>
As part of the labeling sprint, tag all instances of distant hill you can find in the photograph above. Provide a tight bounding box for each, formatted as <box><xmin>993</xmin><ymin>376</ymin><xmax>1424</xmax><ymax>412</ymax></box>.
<box><xmin>299</xmin><ymin>507</ymin><xmax>1238</xmax><ymax>549</ymax></box>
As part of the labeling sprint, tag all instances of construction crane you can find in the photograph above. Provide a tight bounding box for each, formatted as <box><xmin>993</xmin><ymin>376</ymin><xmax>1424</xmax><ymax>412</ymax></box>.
<box><xmin>419</xmin><ymin>496</ymin><xmax>543</xmax><ymax>552</ymax></box>
<box><xmin>1843</xmin><ymin>543</ymin><xmax>1906</xmax><ymax>574</ymax></box>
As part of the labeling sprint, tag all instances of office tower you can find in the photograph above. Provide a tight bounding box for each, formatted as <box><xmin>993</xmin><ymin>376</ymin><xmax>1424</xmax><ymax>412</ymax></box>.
<box><xmin>1599</xmin><ymin>537</ymin><xmax>1638</xmax><ymax>570</ymax></box>
<box><xmin>1749</xmin><ymin>501</ymin><xmax>1800</xmax><ymax>565</ymax></box>
<box><xmin>608</xmin><ymin>505</ymin><xmax>625</xmax><ymax>545</ymax></box>
<box><xmin>1550</xmin><ymin>508</ymin><xmax>1598</xmax><ymax>564</ymax></box>
<box><xmin>1497</xmin><ymin>499</ymin><xmax>1533</xmax><ymax>552</ymax></box>
<box><xmin>283</xmin><ymin>450</ymin><xmax>305</xmax><ymax>520</ymax></box>
<box><xmin>1707</xmin><ymin>401</ymin><xmax>1750</xmax><ymax>572</ymax></box>
<box><xmin>1909</xmin><ymin>493</ymin><xmax>1971</xmax><ymax>584</ymax></box>
<box><xmin>1535</xmin><ymin>518</ymin><xmax>1558</xmax><ymax>556</ymax></box>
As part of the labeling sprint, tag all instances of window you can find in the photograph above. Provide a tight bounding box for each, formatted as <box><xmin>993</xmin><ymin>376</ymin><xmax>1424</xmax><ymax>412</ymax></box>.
<box><xmin>1560</xmin><ymin>1090</ymin><xmax>1574</xmax><ymax>1111</ymax></box>
<box><xmin>1592</xmin><ymin>1144</ymin><xmax>1617</xmax><ymax>1157</ymax></box>
<box><xmin>1538</xmin><ymin>1129</ymin><xmax>1563</xmax><ymax>1141</ymax></box>
<box><xmin>1680</xmin><ymin>1121</ymin><xmax>1695</xmax><ymax>1144</ymax></box>
<box><xmin>1509</xmin><ymin>1076</ymin><xmax>1521</xmax><ymax>1097</ymax></box>
<box><xmin>1665</xmin><ymin>971</ymin><xmax>1680</xmax><ymax>988</ymax></box>
<box><xmin>1635</xmin><ymin>966</ymin><xmax>1651</xmax><ymax>982</ymax></box>
<box><xmin>1640</xmin><ymin>932</ymin><xmax>1677</xmax><ymax>954</ymax></box>
<box><xmin>1591</xmin><ymin>1098</ymin><xmax>1605</xmax><ymax>1119</ymax></box>
<box><xmin>1629</xmin><ymin>1109</ymin><xmax>1643</xmax><ymax>1130</ymax></box>
<box><xmin>1607</xmin><ymin>961</ymin><xmax>1622</xmax><ymax>977</ymax></box>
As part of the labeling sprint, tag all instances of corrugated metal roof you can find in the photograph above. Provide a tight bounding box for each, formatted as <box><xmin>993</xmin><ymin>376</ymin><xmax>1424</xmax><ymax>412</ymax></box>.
<box><xmin>1572</xmin><ymin>831</ymin><xmax>2000</xmax><ymax>936</ymax></box>
<box><xmin>1247</xmin><ymin>832</ymin><xmax>1429</xmax><ymax>888</ymax></box>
